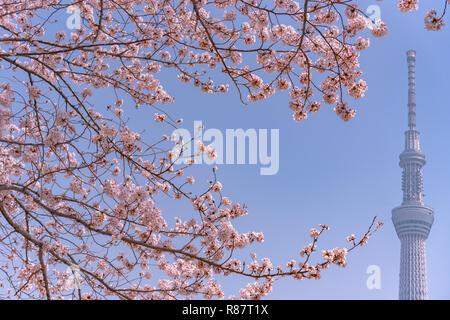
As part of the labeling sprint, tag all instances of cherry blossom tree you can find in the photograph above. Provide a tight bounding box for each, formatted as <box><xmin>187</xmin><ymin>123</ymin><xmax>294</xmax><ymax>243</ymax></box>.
<box><xmin>0</xmin><ymin>0</ymin><xmax>445</xmax><ymax>300</ymax></box>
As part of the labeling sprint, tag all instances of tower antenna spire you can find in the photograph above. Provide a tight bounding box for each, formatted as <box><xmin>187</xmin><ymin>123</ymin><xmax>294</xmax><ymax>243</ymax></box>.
<box><xmin>407</xmin><ymin>50</ymin><xmax>416</xmax><ymax>129</ymax></box>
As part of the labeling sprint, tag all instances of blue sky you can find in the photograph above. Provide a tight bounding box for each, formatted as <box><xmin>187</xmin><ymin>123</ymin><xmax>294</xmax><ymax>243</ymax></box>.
<box><xmin>127</xmin><ymin>1</ymin><xmax>450</xmax><ymax>299</ymax></box>
<box><xmin>12</xmin><ymin>0</ymin><xmax>445</xmax><ymax>300</ymax></box>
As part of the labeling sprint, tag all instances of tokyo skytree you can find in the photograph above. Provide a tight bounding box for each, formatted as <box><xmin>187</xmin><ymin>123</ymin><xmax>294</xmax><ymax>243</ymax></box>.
<box><xmin>391</xmin><ymin>50</ymin><xmax>434</xmax><ymax>300</ymax></box>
